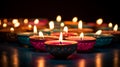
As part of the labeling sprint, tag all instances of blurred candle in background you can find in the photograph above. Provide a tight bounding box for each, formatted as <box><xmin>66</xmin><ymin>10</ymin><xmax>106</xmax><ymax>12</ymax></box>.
<box><xmin>49</xmin><ymin>21</ymin><xmax>54</xmax><ymax>30</ymax></box>
<box><xmin>72</xmin><ymin>17</ymin><xmax>78</xmax><ymax>23</ymax></box>
<box><xmin>78</xmin><ymin>20</ymin><xmax>83</xmax><ymax>29</ymax></box>
<box><xmin>34</xmin><ymin>19</ymin><xmax>39</xmax><ymax>25</ymax></box>
<box><xmin>56</xmin><ymin>15</ymin><xmax>62</xmax><ymax>22</ymax></box>
<box><xmin>96</xmin><ymin>18</ymin><xmax>103</xmax><ymax>26</ymax></box>
<box><xmin>24</xmin><ymin>19</ymin><xmax>29</xmax><ymax>24</ymax></box>
<box><xmin>113</xmin><ymin>24</ymin><xmax>118</xmax><ymax>32</ymax></box>
<box><xmin>10</xmin><ymin>27</ymin><xmax>14</xmax><ymax>32</ymax></box>
<box><xmin>108</xmin><ymin>22</ymin><xmax>113</xmax><ymax>28</ymax></box>
<box><xmin>3</xmin><ymin>23</ymin><xmax>7</xmax><ymax>28</ymax></box>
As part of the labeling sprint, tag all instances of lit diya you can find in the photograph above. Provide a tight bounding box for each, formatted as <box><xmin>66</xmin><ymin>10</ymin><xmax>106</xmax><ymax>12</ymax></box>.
<box><xmin>29</xmin><ymin>31</ymin><xmax>59</xmax><ymax>52</ymax></box>
<box><xmin>17</xmin><ymin>25</ymin><xmax>38</xmax><ymax>47</ymax></box>
<box><xmin>66</xmin><ymin>32</ymin><xmax>96</xmax><ymax>52</ymax></box>
<box><xmin>68</xmin><ymin>20</ymin><xmax>93</xmax><ymax>33</ymax></box>
<box><xmin>45</xmin><ymin>32</ymin><xmax>77</xmax><ymax>58</ymax></box>
<box><xmin>85</xmin><ymin>30</ymin><xmax>113</xmax><ymax>47</ymax></box>
<box><xmin>51</xmin><ymin>26</ymin><xmax>78</xmax><ymax>38</ymax></box>
<box><xmin>102</xmin><ymin>24</ymin><xmax>120</xmax><ymax>44</ymax></box>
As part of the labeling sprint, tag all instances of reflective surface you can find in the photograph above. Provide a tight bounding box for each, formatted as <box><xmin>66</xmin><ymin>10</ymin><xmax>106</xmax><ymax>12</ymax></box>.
<box><xmin>0</xmin><ymin>42</ymin><xmax>120</xmax><ymax>67</ymax></box>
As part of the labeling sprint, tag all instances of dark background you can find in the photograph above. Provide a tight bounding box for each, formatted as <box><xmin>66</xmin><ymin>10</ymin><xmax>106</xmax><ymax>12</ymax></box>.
<box><xmin>0</xmin><ymin>0</ymin><xmax>120</xmax><ymax>24</ymax></box>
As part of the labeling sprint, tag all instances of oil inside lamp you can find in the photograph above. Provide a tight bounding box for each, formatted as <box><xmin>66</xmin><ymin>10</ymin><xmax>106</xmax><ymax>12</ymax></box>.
<box><xmin>24</xmin><ymin>19</ymin><xmax>29</xmax><ymax>24</ymax></box>
<box><xmin>72</xmin><ymin>17</ymin><xmax>78</xmax><ymax>23</ymax></box>
<box><xmin>3</xmin><ymin>23</ymin><xmax>7</xmax><ymax>28</ymax></box>
<box><xmin>78</xmin><ymin>20</ymin><xmax>83</xmax><ymax>29</ymax></box>
<box><xmin>96</xmin><ymin>18</ymin><xmax>103</xmax><ymax>26</ymax></box>
<box><xmin>34</xmin><ymin>19</ymin><xmax>39</xmax><ymax>24</ymax></box>
<box><xmin>56</xmin><ymin>15</ymin><xmax>61</xmax><ymax>22</ymax></box>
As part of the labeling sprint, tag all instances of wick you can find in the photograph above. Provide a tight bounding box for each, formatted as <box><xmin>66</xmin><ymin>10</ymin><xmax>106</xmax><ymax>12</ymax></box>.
<box><xmin>60</xmin><ymin>41</ymin><xmax>62</xmax><ymax>44</ymax></box>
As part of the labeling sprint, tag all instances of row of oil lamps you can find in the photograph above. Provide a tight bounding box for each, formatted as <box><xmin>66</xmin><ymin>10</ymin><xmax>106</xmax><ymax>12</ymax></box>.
<box><xmin>0</xmin><ymin>15</ymin><xmax>120</xmax><ymax>58</ymax></box>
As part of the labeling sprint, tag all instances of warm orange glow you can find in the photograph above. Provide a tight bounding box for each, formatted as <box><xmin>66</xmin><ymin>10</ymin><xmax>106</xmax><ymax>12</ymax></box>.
<box><xmin>39</xmin><ymin>31</ymin><xmax>44</xmax><ymax>38</ymax></box>
<box><xmin>3</xmin><ymin>19</ymin><xmax>8</xmax><ymax>23</ymax></box>
<box><xmin>95</xmin><ymin>30</ymin><xmax>102</xmax><ymax>35</ymax></box>
<box><xmin>95</xmin><ymin>54</ymin><xmax>102</xmax><ymax>67</ymax></box>
<box><xmin>63</xmin><ymin>26</ymin><xmax>68</xmax><ymax>33</ymax></box>
<box><xmin>59</xmin><ymin>32</ymin><xmax>63</xmax><ymax>42</ymax></box>
<box><xmin>114</xmin><ymin>50</ymin><xmax>119</xmax><ymax>67</ymax></box>
<box><xmin>28</xmin><ymin>24</ymin><xmax>32</xmax><ymax>29</ymax></box>
<box><xmin>3</xmin><ymin>23</ymin><xmax>7</xmax><ymax>28</ymax></box>
<box><xmin>10</xmin><ymin>27</ymin><xmax>14</xmax><ymax>32</ymax></box>
<box><xmin>72</xmin><ymin>17</ymin><xmax>78</xmax><ymax>23</ymax></box>
<box><xmin>12</xmin><ymin>19</ymin><xmax>19</xmax><ymax>24</ymax></box>
<box><xmin>12</xmin><ymin>49</ymin><xmax>19</xmax><ymax>67</ymax></box>
<box><xmin>78</xmin><ymin>59</ymin><xmax>85</xmax><ymax>67</ymax></box>
<box><xmin>80</xmin><ymin>32</ymin><xmax>84</xmax><ymax>40</ymax></box>
<box><xmin>37</xmin><ymin>57</ymin><xmax>45</xmax><ymax>67</ymax></box>
<box><xmin>96</xmin><ymin>18</ymin><xmax>103</xmax><ymax>25</ymax></box>
<box><xmin>60</xmin><ymin>22</ymin><xmax>64</xmax><ymax>27</ymax></box>
<box><xmin>56</xmin><ymin>15</ymin><xmax>61</xmax><ymax>22</ymax></box>
<box><xmin>78</xmin><ymin>20</ymin><xmax>82</xmax><ymax>29</ymax></box>
<box><xmin>108</xmin><ymin>22</ymin><xmax>113</xmax><ymax>28</ymax></box>
<box><xmin>33</xmin><ymin>25</ymin><xmax>37</xmax><ymax>34</ymax></box>
<box><xmin>113</xmin><ymin>24</ymin><xmax>118</xmax><ymax>32</ymax></box>
<box><xmin>14</xmin><ymin>22</ymin><xmax>20</xmax><ymax>27</ymax></box>
<box><xmin>2</xmin><ymin>52</ymin><xmax>8</xmax><ymax>67</ymax></box>
<box><xmin>34</xmin><ymin>19</ymin><xmax>39</xmax><ymax>24</ymax></box>
<box><xmin>0</xmin><ymin>20</ymin><xmax>1</xmax><ymax>25</ymax></box>
<box><xmin>24</xmin><ymin>19</ymin><xmax>28</xmax><ymax>24</ymax></box>
<box><xmin>49</xmin><ymin>21</ymin><xmax>54</xmax><ymax>30</ymax></box>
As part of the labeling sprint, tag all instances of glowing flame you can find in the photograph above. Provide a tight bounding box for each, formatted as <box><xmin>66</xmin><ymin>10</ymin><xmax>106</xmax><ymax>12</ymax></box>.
<box><xmin>113</xmin><ymin>24</ymin><xmax>118</xmax><ymax>32</ymax></box>
<box><xmin>33</xmin><ymin>25</ymin><xmax>37</xmax><ymax>34</ymax></box>
<box><xmin>80</xmin><ymin>32</ymin><xmax>84</xmax><ymax>40</ymax></box>
<box><xmin>72</xmin><ymin>17</ymin><xmax>78</xmax><ymax>23</ymax></box>
<box><xmin>96</xmin><ymin>18</ymin><xmax>103</xmax><ymax>25</ymax></box>
<box><xmin>14</xmin><ymin>22</ymin><xmax>20</xmax><ymax>27</ymax></box>
<box><xmin>39</xmin><ymin>31</ymin><xmax>44</xmax><ymax>38</ymax></box>
<box><xmin>49</xmin><ymin>21</ymin><xmax>54</xmax><ymax>30</ymax></box>
<box><xmin>3</xmin><ymin>19</ymin><xmax>8</xmax><ymax>23</ymax></box>
<box><xmin>0</xmin><ymin>20</ymin><xmax>1</xmax><ymax>25</ymax></box>
<box><xmin>24</xmin><ymin>19</ymin><xmax>28</xmax><ymax>24</ymax></box>
<box><xmin>28</xmin><ymin>24</ymin><xmax>32</xmax><ymax>29</ymax></box>
<box><xmin>3</xmin><ymin>23</ymin><xmax>7</xmax><ymax>28</ymax></box>
<box><xmin>56</xmin><ymin>15</ymin><xmax>61</xmax><ymax>22</ymax></box>
<box><xmin>60</xmin><ymin>22</ymin><xmax>64</xmax><ymax>27</ymax></box>
<box><xmin>34</xmin><ymin>19</ymin><xmax>39</xmax><ymax>24</ymax></box>
<box><xmin>95</xmin><ymin>30</ymin><xmax>102</xmax><ymax>35</ymax></box>
<box><xmin>78</xmin><ymin>20</ymin><xmax>82</xmax><ymax>29</ymax></box>
<box><xmin>63</xmin><ymin>26</ymin><xmax>68</xmax><ymax>33</ymax></box>
<box><xmin>10</xmin><ymin>27</ymin><xmax>14</xmax><ymax>32</ymax></box>
<box><xmin>12</xmin><ymin>19</ymin><xmax>19</xmax><ymax>24</ymax></box>
<box><xmin>59</xmin><ymin>32</ymin><xmax>63</xmax><ymax>42</ymax></box>
<box><xmin>37</xmin><ymin>57</ymin><xmax>45</xmax><ymax>67</ymax></box>
<box><xmin>108</xmin><ymin>22</ymin><xmax>113</xmax><ymax>28</ymax></box>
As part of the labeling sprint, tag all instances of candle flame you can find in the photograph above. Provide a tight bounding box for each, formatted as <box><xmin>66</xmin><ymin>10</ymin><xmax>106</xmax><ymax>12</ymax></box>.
<box><xmin>108</xmin><ymin>22</ymin><xmax>113</xmax><ymax>28</ymax></box>
<box><xmin>60</xmin><ymin>22</ymin><xmax>64</xmax><ymax>27</ymax></box>
<box><xmin>59</xmin><ymin>32</ymin><xmax>63</xmax><ymax>42</ymax></box>
<box><xmin>63</xmin><ymin>26</ymin><xmax>68</xmax><ymax>33</ymax></box>
<box><xmin>113</xmin><ymin>24</ymin><xmax>118</xmax><ymax>32</ymax></box>
<box><xmin>78</xmin><ymin>20</ymin><xmax>82</xmax><ymax>29</ymax></box>
<box><xmin>34</xmin><ymin>19</ymin><xmax>39</xmax><ymax>24</ymax></box>
<box><xmin>3</xmin><ymin>23</ymin><xmax>7</xmax><ymax>28</ymax></box>
<box><xmin>14</xmin><ymin>22</ymin><xmax>20</xmax><ymax>27</ymax></box>
<box><xmin>33</xmin><ymin>25</ymin><xmax>37</xmax><ymax>34</ymax></box>
<box><xmin>49</xmin><ymin>21</ymin><xmax>54</xmax><ymax>30</ymax></box>
<box><xmin>95</xmin><ymin>30</ymin><xmax>102</xmax><ymax>35</ymax></box>
<box><xmin>10</xmin><ymin>27</ymin><xmax>14</xmax><ymax>32</ymax></box>
<box><xmin>12</xmin><ymin>19</ymin><xmax>19</xmax><ymax>24</ymax></box>
<box><xmin>28</xmin><ymin>24</ymin><xmax>32</xmax><ymax>29</ymax></box>
<box><xmin>80</xmin><ymin>32</ymin><xmax>84</xmax><ymax>40</ymax></box>
<box><xmin>56</xmin><ymin>15</ymin><xmax>61</xmax><ymax>22</ymax></box>
<box><xmin>72</xmin><ymin>17</ymin><xmax>78</xmax><ymax>23</ymax></box>
<box><xmin>96</xmin><ymin>18</ymin><xmax>103</xmax><ymax>25</ymax></box>
<box><xmin>24</xmin><ymin>19</ymin><xmax>28</xmax><ymax>24</ymax></box>
<box><xmin>39</xmin><ymin>31</ymin><xmax>44</xmax><ymax>38</ymax></box>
